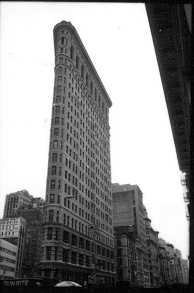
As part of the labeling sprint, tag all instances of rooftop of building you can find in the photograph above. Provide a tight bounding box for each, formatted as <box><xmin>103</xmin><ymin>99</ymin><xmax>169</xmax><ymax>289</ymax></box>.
<box><xmin>53</xmin><ymin>20</ymin><xmax>112</xmax><ymax>108</ymax></box>
<box><xmin>112</xmin><ymin>183</ymin><xmax>143</xmax><ymax>195</ymax></box>
<box><xmin>6</xmin><ymin>190</ymin><xmax>33</xmax><ymax>198</ymax></box>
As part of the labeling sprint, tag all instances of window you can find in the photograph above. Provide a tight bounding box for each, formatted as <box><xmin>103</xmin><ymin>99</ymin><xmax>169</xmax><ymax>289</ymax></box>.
<box><xmin>48</xmin><ymin>209</ymin><xmax>54</xmax><ymax>222</ymax></box>
<box><xmin>86</xmin><ymin>73</ymin><xmax>88</xmax><ymax>86</ymax></box>
<box><xmin>55</xmin><ymin>117</ymin><xmax>60</xmax><ymax>125</ymax></box>
<box><xmin>64</xmin><ymin>183</ymin><xmax>67</xmax><ymax>193</ymax></box>
<box><xmin>97</xmin><ymin>245</ymin><xmax>101</xmax><ymax>255</ymax></box>
<box><xmin>56</xmin><ymin>211</ymin><xmax>59</xmax><ymax>223</ymax></box>
<box><xmin>95</xmin><ymin>88</ymin><xmax>97</xmax><ymax>101</ymax></box>
<box><xmin>46</xmin><ymin>246</ymin><xmax>52</xmax><ymax>260</ymax></box>
<box><xmin>52</xmin><ymin>153</ymin><xmax>58</xmax><ymax>162</ymax></box>
<box><xmin>71</xmin><ymin>251</ymin><xmax>77</xmax><ymax>264</ymax></box>
<box><xmin>49</xmin><ymin>194</ymin><xmax>55</xmax><ymax>203</ymax></box>
<box><xmin>76</xmin><ymin>56</ymin><xmax>79</xmax><ymax>69</ymax></box>
<box><xmin>51</xmin><ymin>166</ymin><xmax>57</xmax><ymax>175</ymax></box>
<box><xmin>79</xmin><ymin>237</ymin><xmax>85</xmax><ymax>249</ymax></box>
<box><xmin>72</xmin><ymin>234</ymin><xmax>77</xmax><ymax>246</ymax></box>
<box><xmin>55</xmin><ymin>106</ymin><xmax>60</xmax><ymax>115</ymax></box>
<box><xmin>81</xmin><ymin>65</ymin><xmax>84</xmax><ymax>78</ymax></box>
<box><xmin>133</xmin><ymin>207</ymin><xmax>137</xmax><ymax>224</ymax></box>
<box><xmin>54</xmin><ymin>228</ymin><xmax>59</xmax><ymax>241</ymax></box>
<box><xmin>47</xmin><ymin>227</ymin><xmax>53</xmax><ymax>240</ymax></box>
<box><xmin>58</xmin><ymin>179</ymin><xmax>61</xmax><ymax>190</ymax></box>
<box><xmin>61</xmin><ymin>37</ymin><xmax>64</xmax><ymax>45</ymax></box>
<box><xmin>90</xmin><ymin>82</ymin><xmax>93</xmax><ymax>94</ymax></box>
<box><xmin>54</xmin><ymin>247</ymin><xmax>58</xmax><ymax>260</ymax></box>
<box><xmin>50</xmin><ymin>180</ymin><xmax>56</xmax><ymax>189</ymax></box>
<box><xmin>70</xmin><ymin>45</ymin><xmax>74</xmax><ymax>59</ymax></box>
<box><xmin>71</xmin><ymin>218</ymin><xmax>74</xmax><ymax>228</ymax></box>
<box><xmin>63</xmin><ymin>230</ymin><xmax>69</xmax><ymax>243</ymax></box>
<box><xmin>67</xmin><ymin>215</ymin><xmax>70</xmax><ymax>226</ymax></box>
<box><xmin>98</xmin><ymin>95</ymin><xmax>101</xmax><ymax>106</ymax></box>
<box><xmin>86</xmin><ymin>255</ymin><xmax>90</xmax><ymax>266</ymax></box>
<box><xmin>54</xmin><ymin>128</ymin><xmax>59</xmax><ymax>137</ymax></box>
<box><xmin>79</xmin><ymin>254</ymin><xmax>84</xmax><ymax>265</ymax></box>
<box><xmin>53</xmin><ymin>140</ymin><xmax>58</xmax><ymax>149</ymax></box>
<box><xmin>59</xmin><ymin>154</ymin><xmax>63</xmax><ymax>163</ymax></box>
<box><xmin>63</xmin><ymin>249</ymin><xmax>69</xmax><ymax>262</ymax></box>
<box><xmin>59</xmin><ymin>56</ymin><xmax>63</xmax><ymax>64</ymax></box>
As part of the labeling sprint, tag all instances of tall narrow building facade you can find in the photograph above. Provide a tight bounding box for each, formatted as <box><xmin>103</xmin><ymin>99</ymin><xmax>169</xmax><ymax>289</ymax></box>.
<box><xmin>40</xmin><ymin>21</ymin><xmax>115</xmax><ymax>284</ymax></box>
<box><xmin>112</xmin><ymin>183</ymin><xmax>149</xmax><ymax>287</ymax></box>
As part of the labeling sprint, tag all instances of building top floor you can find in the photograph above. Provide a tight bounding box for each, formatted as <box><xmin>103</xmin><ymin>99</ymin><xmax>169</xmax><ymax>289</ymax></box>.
<box><xmin>5</xmin><ymin>190</ymin><xmax>33</xmax><ymax>201</ymax></box>
<box><xmin>53</xmin><ymin>20</ymin><xmax>112</xmax><ymax>109</ymax></box>
<box><xmin>112</xmin><ymin>183</ymin><xmax>142</xmax><ymax>194</ymax></box>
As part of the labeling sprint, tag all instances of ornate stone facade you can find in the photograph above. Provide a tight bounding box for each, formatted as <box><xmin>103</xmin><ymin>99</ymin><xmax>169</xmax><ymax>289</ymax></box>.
<box><xmin>39</xmin><ymin>21</ymin><xmax>115</xmax><ymax>285</ymax></box>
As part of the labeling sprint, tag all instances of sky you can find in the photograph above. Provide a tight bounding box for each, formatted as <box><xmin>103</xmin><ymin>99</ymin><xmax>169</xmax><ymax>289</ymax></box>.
<box><xmin>0</xmin><ymin>2</ymin><xmax>189</xmax><ymax>259</ymax></box>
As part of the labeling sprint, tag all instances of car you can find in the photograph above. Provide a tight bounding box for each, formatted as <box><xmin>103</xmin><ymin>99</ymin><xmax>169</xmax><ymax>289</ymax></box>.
<box><xmin>55</xmin><ymin>281</ymin><xmax>82</xmax><ymax>287</ymax></box>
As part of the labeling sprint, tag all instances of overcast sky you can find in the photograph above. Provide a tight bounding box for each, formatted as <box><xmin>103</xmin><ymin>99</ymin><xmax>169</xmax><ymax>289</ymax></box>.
<box><xmin>0</xmin><ymin>2</ymin><xmax>188</xmax><ymax>258</ymax></box>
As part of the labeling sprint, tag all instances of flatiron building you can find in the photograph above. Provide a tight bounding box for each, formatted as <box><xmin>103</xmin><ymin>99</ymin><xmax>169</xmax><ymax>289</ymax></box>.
<box><xmin>39</xmin><ymin>21</ymin><xmax>115</xmax><ymax>285</ymax></box>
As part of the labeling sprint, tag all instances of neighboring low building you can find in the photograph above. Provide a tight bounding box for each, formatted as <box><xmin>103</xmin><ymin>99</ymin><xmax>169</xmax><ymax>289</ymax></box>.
<box><xmin>158</xmin><ymin>238</ymin><xmax>185</xmax><ymax>285</ymax></box>
<box><xmin>166</xmin><ymin>243</ymin><xmax>179</xmax><ymax>284</ymax></box>
<box><xmin>112</xmin><ymin>183</ymin><xmax>149</xmax><ymax>287</ymax></box>
<box><xmin>3</xmin><ymin>190</ymin><xmax>33</xmax><ymax>218</ymax></box>
<box><xmin>145</xmin><ymin>217</ymin><xmax>160</xmax><ymax>287</ymax></box>
<box><xmin>0</xmin><ymin>239</ymin><xmax>17</xmax><ymax>279</ymax></box>
<box><xmin>114</xmin><ymin>226</ymin><xmax>137</xmax><ymax>286</ymax></box>
<box><xmin>174</xmin><ymin>249</ymin><xmax>184</xmax><ymax>283</ymax></box>
<box><xmin>181</xmin><ymin>259</ymin><xmax>189</xmax><ymax>284</ymax></box>
<box><xmin>158</xmin><ymin>239</ymin><xmax>170</xmax><ymax>286</ymax></box>
<box><xmin>16</xmin><ymin>200</ymin><xmax>45</xmax><ymax>277</ymax></box>
<box><xmin>0</xmin><ymin>217</ymin><xmax>26</xmax><ymax>278</ymax></box>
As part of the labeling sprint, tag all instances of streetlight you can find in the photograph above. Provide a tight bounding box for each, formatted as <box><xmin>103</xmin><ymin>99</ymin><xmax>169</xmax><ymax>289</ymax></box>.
<box><xmin>88</xmin><ymin>225</ymin><xmax>101</xmax><ymax>285</ymax></box>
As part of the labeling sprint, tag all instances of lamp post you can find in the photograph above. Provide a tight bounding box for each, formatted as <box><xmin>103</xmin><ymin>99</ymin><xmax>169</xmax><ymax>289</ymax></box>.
<box><xmin>88</xmin><ymin>225</ymin><xmax>100</xmax><ymax>285</ymax></box>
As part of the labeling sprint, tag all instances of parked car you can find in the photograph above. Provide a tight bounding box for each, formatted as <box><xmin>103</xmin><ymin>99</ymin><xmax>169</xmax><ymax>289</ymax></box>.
<box><xmin>55</xmin><ymin>281</ymin><xmax>82</xmax><ymax>287</ymax></box>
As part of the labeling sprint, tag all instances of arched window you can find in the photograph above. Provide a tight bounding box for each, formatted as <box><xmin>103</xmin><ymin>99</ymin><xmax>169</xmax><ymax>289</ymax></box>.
<box><xmin>70</xmin><ymin>45</ymin><xmax>74</xmax><ymax>59</ymax></box>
